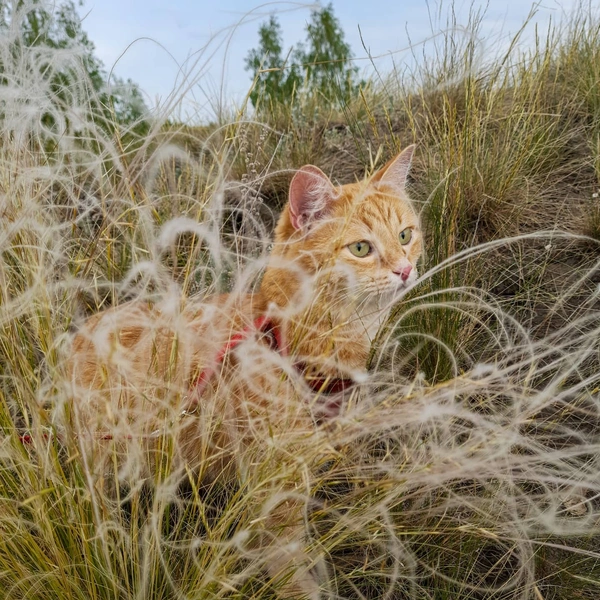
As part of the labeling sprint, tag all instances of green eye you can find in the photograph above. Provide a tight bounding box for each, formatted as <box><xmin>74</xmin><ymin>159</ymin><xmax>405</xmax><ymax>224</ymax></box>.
<box><xmin>399</xmin><ymin>228</ymin><xmax>412</xmax><ymax>245</ymax></box>
<box><xmin>348</xmin><ymin>241</ymin><xmax>371</xmax><ymax>257</ymax></box>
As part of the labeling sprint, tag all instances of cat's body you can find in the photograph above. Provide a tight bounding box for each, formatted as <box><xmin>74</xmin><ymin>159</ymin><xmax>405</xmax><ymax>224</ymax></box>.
<box><xmin>67</xmin><ymin>145</ymin><xmax>422</xmax><ymax>599</ymax></box>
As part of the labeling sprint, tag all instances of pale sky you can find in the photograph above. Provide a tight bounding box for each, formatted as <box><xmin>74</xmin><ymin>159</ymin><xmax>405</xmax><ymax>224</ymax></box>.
<box><xmin>80</xmin><ymin>0</ymin><xmax>577</xmax><ymax>122</ymax></box>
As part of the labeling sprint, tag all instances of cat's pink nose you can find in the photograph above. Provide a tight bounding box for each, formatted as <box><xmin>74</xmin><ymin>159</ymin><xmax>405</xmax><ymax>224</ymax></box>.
<box><xmin>393</xmin><ymin>265</ymin><xmax>413</xmax><ymax>281</ymax></box>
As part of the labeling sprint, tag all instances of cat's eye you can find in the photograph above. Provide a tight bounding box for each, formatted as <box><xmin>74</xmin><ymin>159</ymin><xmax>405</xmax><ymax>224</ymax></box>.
<box><xmin>348</xmin><ymin>241</ymin><xmax>371</xmax><ymax>257</ymax></box>
<box><xmin>399</xmin><ymin>228</ymin><xmax>412</xmax><ymax>245</ymax></box>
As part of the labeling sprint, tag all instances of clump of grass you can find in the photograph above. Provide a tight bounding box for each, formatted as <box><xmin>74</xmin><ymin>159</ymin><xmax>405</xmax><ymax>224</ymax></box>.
<box><xmin>1</xmin><ymin>2</ymin><xmax>600</xmax><ymax>600</ymax></box>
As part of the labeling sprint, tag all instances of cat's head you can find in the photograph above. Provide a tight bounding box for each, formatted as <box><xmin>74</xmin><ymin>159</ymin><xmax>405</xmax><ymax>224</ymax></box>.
<box><xmin>265</xmin><ymin>145</ymin><xmax>422</xmax><ymax>306</ymax></box>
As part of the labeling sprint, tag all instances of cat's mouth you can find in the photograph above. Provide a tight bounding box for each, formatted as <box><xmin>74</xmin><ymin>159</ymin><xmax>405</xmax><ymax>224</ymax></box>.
<box><xmin>367</xmin><ymin>272</ymin><xmax>417</xmax><ymax>299</ymax></box>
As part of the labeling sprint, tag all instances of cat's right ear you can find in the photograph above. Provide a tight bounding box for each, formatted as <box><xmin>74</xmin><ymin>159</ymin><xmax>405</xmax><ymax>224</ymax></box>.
<box><xmin>288</xmin><ymin>165</ymin><xmax>336</xmax><ymax>230</ymax></box>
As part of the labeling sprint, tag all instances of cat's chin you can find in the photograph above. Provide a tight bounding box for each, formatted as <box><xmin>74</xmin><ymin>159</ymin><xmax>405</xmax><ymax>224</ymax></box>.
<box><xmin>395</xmin><ymin>280</ymin><xmax>416</xmax><ymax>293</ymax></box>
<box><xmin>373</xmin><ymin>279</ymin><xmax>414</xmax><ymax>306</ymax></box>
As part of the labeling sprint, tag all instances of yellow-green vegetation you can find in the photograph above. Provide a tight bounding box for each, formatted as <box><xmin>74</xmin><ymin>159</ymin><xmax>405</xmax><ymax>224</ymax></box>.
<box><xmin>1</xmin><ymin>3</ymin><xmax>599</xmax><ymax>599</ymax></box>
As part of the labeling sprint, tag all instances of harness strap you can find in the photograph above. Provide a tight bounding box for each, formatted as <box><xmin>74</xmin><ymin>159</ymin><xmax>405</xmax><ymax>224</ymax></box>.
<box><xmin>191</xmin><ymin>317</ymin><xmax>355</xmax><ymax>400</ymax></box>
<box><xmin>191</xmin><ymin>315</ymin><xmax>285</xmax><ymax>398</ymax></box>
<box><xmin>296</xmin><ymin>362</ymin><xmax>356</xmax><ymax>396</ymax></box>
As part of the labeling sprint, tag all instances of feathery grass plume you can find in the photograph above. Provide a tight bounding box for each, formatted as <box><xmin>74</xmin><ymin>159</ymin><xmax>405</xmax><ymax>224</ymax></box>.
<box><xmin>1</xmin><ymin>1</ymin><xmax>600</xmax><ymax>599</ymax></box>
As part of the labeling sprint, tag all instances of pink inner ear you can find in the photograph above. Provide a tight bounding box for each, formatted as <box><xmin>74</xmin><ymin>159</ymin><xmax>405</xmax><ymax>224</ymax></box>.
<box><xmin>378</xmin><ymin>144</ymin><xmax>416</xmax><ymax>193</ymax></box>
<box><xmin>289</xmin><ymin>165</ymin><xmax>335</xmax><ymax>230</ymax></box>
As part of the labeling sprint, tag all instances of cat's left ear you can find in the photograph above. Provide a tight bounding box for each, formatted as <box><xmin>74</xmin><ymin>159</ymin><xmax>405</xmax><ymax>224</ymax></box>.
<box><xmin>372</xmin><ymin>144</ymin><xmax>416</xmax><ymax>193</ymax></box>
<box><xmin>288</xmin><ymin>165</ymin><xmax>336</xmax><ymax>230</ymax></box>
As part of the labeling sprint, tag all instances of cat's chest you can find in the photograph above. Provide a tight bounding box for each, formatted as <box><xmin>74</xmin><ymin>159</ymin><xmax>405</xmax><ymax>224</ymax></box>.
<box><xmin>354</xmin><ymin>294</ymin><xmax>392</xmax><ymax>343</ymax></box>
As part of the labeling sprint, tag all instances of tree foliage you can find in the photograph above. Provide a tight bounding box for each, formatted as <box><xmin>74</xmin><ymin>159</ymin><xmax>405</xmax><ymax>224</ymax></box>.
<box><xmin>245</xmin><ymin>15</ymin><xmax>302</xmax><ymax>108</ymax></box>
<box><xmin>0</xmin><ymin>0</ymin><xmax>149</xmax><ymax>134</ymax></box>
<box><xmin>302</xmin><ymin>3</ymin><xmax>358</xmax><ymax>101</ymax></box>
<box><xmin>245</xmin><ymin>4</ymin><xmax>359</xmax><ymax>108</ymax></box>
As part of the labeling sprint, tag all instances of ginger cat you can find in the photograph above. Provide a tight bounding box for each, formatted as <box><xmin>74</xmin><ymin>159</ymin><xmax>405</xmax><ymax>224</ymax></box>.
<box><xmin>67</xmin><ymin>144</ymin><xmax>422</xmax><ymax>599</ymax></box>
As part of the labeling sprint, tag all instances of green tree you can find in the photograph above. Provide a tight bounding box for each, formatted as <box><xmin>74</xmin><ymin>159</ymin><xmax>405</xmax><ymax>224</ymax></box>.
<box><xmin>245</xmin><ymin>4</ymin><xmax>359</xmax><ymax>108</ymax></box>
<box><xmin>0</xmin><ymin>0</ymin><xmax>149</xmax><ymax>135</ymax></box>
<box><xmin>244</xmin><ymin>15</ymin><xmax>302</xmax><ymax>108</ymax></box>
<box><xmin>301</xmin><ymin>3</ymin><xmax>358</xmax><ymax>102</ymax></box>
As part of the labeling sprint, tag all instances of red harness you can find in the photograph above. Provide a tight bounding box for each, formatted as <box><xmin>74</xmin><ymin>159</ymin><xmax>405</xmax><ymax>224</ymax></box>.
<box><xmin>192</xmin><ymin>315</ymin><xmax>353</xmax><ymax>392</ymax></box>
<box><xmin>19</xmin><ymin>316</ymin><xmax>355</xmax><ymax>445</ymax></box>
